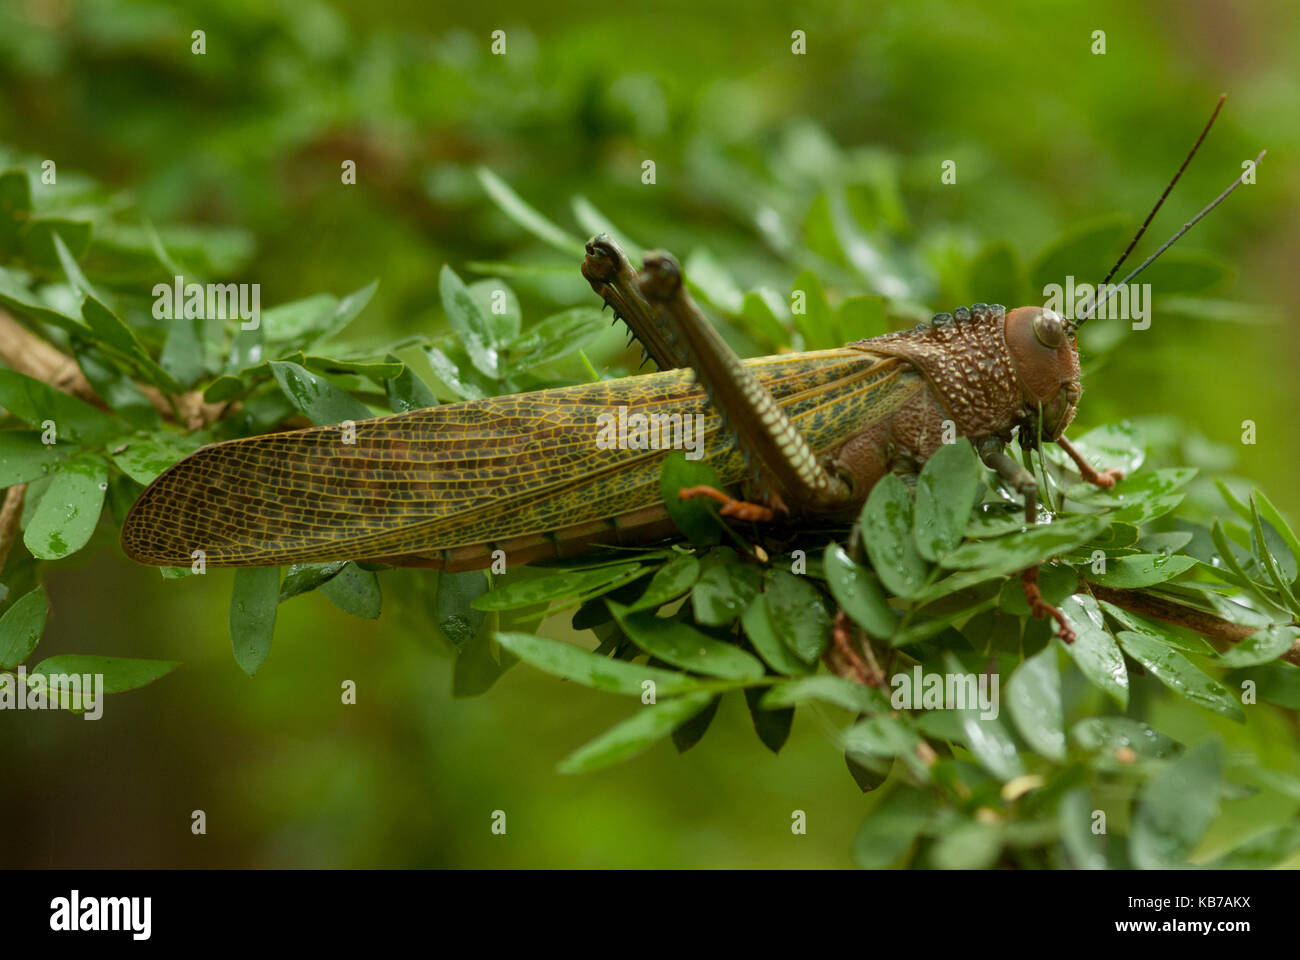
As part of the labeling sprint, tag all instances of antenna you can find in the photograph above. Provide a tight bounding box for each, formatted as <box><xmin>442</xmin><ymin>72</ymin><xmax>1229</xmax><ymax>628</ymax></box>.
<box><xmin>1072</xmin><ymin>96</ymin><xmax>1260</xmax><ymax>328</ymax></box>
<box><xmin>1100</xmin><ymin>94</ymin><xmax>1226</xmax><ymax>290</ymax></box>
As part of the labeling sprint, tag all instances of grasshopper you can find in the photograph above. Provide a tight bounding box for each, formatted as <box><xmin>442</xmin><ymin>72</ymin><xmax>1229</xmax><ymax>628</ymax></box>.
<box><xmin>121</xmin><ymin>98</ymin><xmax>1261</xmax><ymax>648</ymax></box>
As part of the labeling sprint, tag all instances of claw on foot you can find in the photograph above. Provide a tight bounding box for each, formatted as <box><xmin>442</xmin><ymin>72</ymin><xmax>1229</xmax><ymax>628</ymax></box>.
<box><xmin>678</xmin><ymin>485</ymin><xmax>776</xmax><ymax>523</ymax></box>
<box><xmin>1022</xmin><ymin>567</ymin><xmax>1075</xmax><ymax>643</ymax></box>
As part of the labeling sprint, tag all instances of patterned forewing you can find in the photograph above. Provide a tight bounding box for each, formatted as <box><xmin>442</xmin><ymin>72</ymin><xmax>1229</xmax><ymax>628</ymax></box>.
<box><xmin>121</xmin><ymin>349</ymin><xmax>917</xmax><ymax>565</ymax></box>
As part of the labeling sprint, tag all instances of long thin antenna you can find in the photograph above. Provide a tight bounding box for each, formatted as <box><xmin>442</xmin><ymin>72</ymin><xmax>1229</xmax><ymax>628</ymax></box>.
<box><xmin>1098</xmin><ymin>94</ymin><xmax>1227</xmax><ymax>291</ymax></box>
<box><xmin>1076</xmin><ymin>149</ymin><xmax>1265</xmax><ymax>326</ymax></box>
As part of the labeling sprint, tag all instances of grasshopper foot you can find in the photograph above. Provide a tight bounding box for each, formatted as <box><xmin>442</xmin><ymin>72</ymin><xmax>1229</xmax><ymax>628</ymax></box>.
<box><xmin>678</xmin><ymin>485</ymin><xmax>777</xmax><ymax>523</ymax></box>
<box><xmin>1057</xmin><ymin>434</ymin><xmax>1124</xmax><ymax>490</ymax></box>
<box><xmin>1022</xmin><ymin>567</ymin><xmax>1075</xmax><ymax>643</ymax></box>
<box><xmin>825</xmin><ymin>609</ymin><xmax>886</xmax><ymax>687</ymax></box>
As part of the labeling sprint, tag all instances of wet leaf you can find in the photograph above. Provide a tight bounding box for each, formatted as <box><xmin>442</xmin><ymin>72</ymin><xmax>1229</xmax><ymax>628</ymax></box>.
<box><xmin>1059</xmin><ymin>594</ymin><xmax>1128</xmax><ymax>708</ymax></box>
<box><xmin>608</xmin><ymin>601</ymin><xmax>764</xmax><ymax>680</ymax></box>
<box><xmin>1006</xmin><ymin>644</ymin><xmax>1065</xmax><ymax>761</ymax></box>
<box><xmin>1116</xmin><ymin>630</ymin><xmax>1243</xmax><ymax>721</ymax></box>
<box><xmin>824</xmin><ymin>542</ymin><xmax>895</xmax><ymax>636</ymax></box>
<box><xmin>495</xmin><ymin>631</ymin><xmax>700</xmax><ymax>696</ymax></box>
<box><xmin>557</xmin><ymin>692</ymin><xmax>715</xmax><ymax>773</ymax></box>
<box><xmin>24</xmin><ymin>455</ymin><xmax>108</xmax><ymax>560</ymax></box>
<box><xmin>763</xmin><ymin>568</ymin><xmax>832</xmax><ymax>662</ymax></box>
<box><xmin>1130</xmin><ymin>740</ymin><xmax>1222</xmax><ymax>869</ymax></box>
<box><xmin>230</xmin><ymin>566</ymin><xmax>279</xmax><ymax>676</ymax></box>
<box><xmin>860</xmin><ymin>473</ymin><xmax>928</xmax><ymax>597</ymax></box>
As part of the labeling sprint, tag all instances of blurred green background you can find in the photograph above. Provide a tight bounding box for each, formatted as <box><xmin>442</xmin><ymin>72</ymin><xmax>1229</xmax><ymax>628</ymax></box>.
<box><xmin>1</xmin><ymin>0</ymin><xmax>1297</xmax><ymax>867</ymax></box>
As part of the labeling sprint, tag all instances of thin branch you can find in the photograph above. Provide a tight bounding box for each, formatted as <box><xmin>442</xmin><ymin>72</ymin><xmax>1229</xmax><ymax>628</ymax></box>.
<box><xmin>1088</xmin><ymin>582</ymin><xmax>1300</xmax><ymax>668</ymax></box>
<box><xmin>0</xmin><ymin>308</ymin><xmax>231</xmax><ymax>430</ymax></box>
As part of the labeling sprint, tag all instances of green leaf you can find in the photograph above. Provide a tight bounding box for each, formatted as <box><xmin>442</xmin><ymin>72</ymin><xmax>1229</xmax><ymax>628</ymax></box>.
<box><xmin>913</xmin><ymin>439</ymin><xmax>981</xmax><ymax>561</ymax></box>
<box><xmin>790</xmin><ymin>270</ymin><xmax>836</xmax><ymax>350</ymax></box>
<box><xmin>684</xmin><ymin>247</ymin><xmax>743</xmax><ymax>314</ymax></box>
<box><xmin>230</xmin><ymin>567</ymin><xmax>280</xmax><ymax>676</ymax></box>
<box><xmin>763</xmin><ymin>568</ymin><xmax>832</xmax><ymax>662</ymax></box>
<box><xmin>557</xmin><ymin>692</ymin><xmax>715</xmax><ymax>773</ymax></box>
<box><xmin>744</xmin><ymin>686</ymin><xmax>793</xmax><ymax>754</ymax></box>
<box><xmin>24</xmin><ymin>455</ymin><xmax>107</xmax><ymax>560</ymax></box>
<box><xmin>1059</xmin><ymin>789</ymin><xmax>1107</xmax><ymax>869</ymax></box>
<box><xmin>424</xmin><ymin>343</ymin><xmax>486</xmax><ymax>401</ymax></box>
<box><xmin>1058</xmin><ymin>594</ymin><xmax>1129</xmax><ymax>708</ymax></box>
<box><xmin>836</xmin><ymin>295</ymin><xmax>887</xmax><ymax>342</ymax></box>
<box><xmin>279</xmin><ymin>561</ymin><xmax>348</xmax><ymax>602</ymax></box>
<box><xmin>471</xmin><ymin>563</ymin><xmax>643</xmax><ymax>611</ymax></box>
<box><xmin>1208</xmin><ymin>823</ymin><xmax>1300</xmax><ymax>869</ymax></box>
<box><xmin>1130</xmin><ymin>740</ymin><xmax>1223</xmax><ymax>869</ymax></box>
<box><xmin>852</xmin><ymin>787</ymin><xmax>934</xmax><ymax>868</ymax></box>
<box><xmin>1217</xmin><ymin>624</ymin><xmax>1296</xmax><ymax>668</ymax></box>
<box><xmin>740</xmin><ymin>289</ymin><xmax>791</xmax><ymax>350</ymax></box>
<box><xmin>1252</xmin><ymin>489</ymin><xmax>1300</xmax><ymax>576</ymax></box>
<box><xmin>1072</xmin><ymin>716</ymin><xmax>1180</xmax><ymax>763</ymax></box>
<box><xmin>30</xmin><ymin>654</ymin><xmax>178</xmax><ymax>695</ymax></box>
<box><xmin>505</xmin><ymin>306</ymin><xmax>607</xmax><ymax>368</ymax></box>
<box><xmin>998</xmin><ymin>562</ymin><xmax>1076</xmax><ymax>616</ymax></box>
<box><xmin>692</xmin><ymin>547</ymin><xmax>759</xmax><ymax>626</ymax></box>
<box><xmin>161</xmin><ymin>313</ymin><xmax>206</xmax><ymax>388</ymax></box>
<box><xmin>843</xmin><ymin>715</ymin><xmax>926</xmax><ymax>777</ymax></box>
<box><xmin>81</xmin><ymin>295</ymin><xmax>181</xmax><ymax>392</ymax></box>
<box><xmin>1116</xmin><ymin>630</ymin><xmax>1243</xmax><ymax>721</ymax></box>
<box><xmin>942</xmin><ymin>515</ymin><xmax>1106</xmax><ymax>575</ymax></box>
<box><xmin>303</xmin><ymin>355</ymin><xmax>404</xmax><ymax>381</ymax></box>
<box><xmin>439</xmin><ymin>264</ymin><xmax>499</xmax><ymax>379</ymax></box>
<box><xmin>1085</xmin><ymin>553</ymin><xmax>1198</xmax><ymax>588</ymax></box>
<box><xmin>1006</xmin><ymin>644</ymin><xmax>1065</xmax><ymax>761</ymax></box>
<box><xmin>109</xmin><ymin>433</ymin><xmax>202</xmax><ymax>486</ymax></box>
<box><xmin>860</xmin><ymin>473</ymin><xmax>928</xmax><ymax>597</ymax></box>
<box><xmin>1097</xmin><ymin>601</ymin><xmax>1216</xmax><ymax>656</ymax></box>
<box><xmin>1249</xmin><ymin>495</ymin><xmax>1300</xmax><ymax>616</ymax></box>
<box><xmin>931</xmin><ymin>821</ymin><xmax>1003</xmax><ymax>870</ymax></box>
<box><xmin>495</xmin><ymin>631</ymin><xmax>700</xmax><ymax>696</ymax></box>
<box><xmin>319</xmin><ymin>563</ymin><xmax>383</xmax><ymax>619</ymax></box>
<box><xmin>761</xmin><ymin>674</ymin><xmax>889</xmax><ymax>713</ymax></box>
<box><xmin>21</xmin><ymin>217</ymin><xmax>91</xmax><ymax>268</ymax></box>
<box><xmin>1063</xmin><ymin>421</ymin><xmax>1146</xmax><ymax>477</ymax></box>
<box><xmin>608</xmin><ymin>601</ymin><xmax>764</xmax><ymax>680</ymax></box>
<box><xmin>672</xmin><ymin>694</ymin><xmax>721</xmax><ymax>752</ymax></box>
<box><xmin>1225</xmin><ymin>662</ymin><xmax>1300</xmax><ymax>708</ymax></box>
<box><xmin>384</xmin><ymin>355</ymin><xmax>438</xmax><ymax>412</ymax></box>
<box><xmin>959</xmin><ymin>711</ymin><xmax>1024</xmax><ymax>781</ymax></box>
<box><xmin>467</xmin><ymin>277</ymin><xmax>521</xmax><ymax>345</ymax></box>
<box><xmin>0</xmin><ymin>586</ymin><xmax>47</xmax><ymax>668</ymax></box>
<box><xmin>434</xmin><ymin>570</ymin><xmax>487</xmax><ymax>649</ymax></box>
<box><xmin>476</xmin><ymin>167</ymin><xmax>585</xmax><ymax>258</ymax></box>
<box><xmin>628</xmin><ymin>553</ymin><xmax>700</xmax><ymax>612</ymax></box>
<box><xmin>739</xmin><ymin>594</ymin><xmax>814</xmax><ymax>676</ymax></box>
<box><xmin>659</xmin><ymin>453</ymin><xmax>724</xmax><ymax>547</ymax></box>
<box><xmin>269</xmin><ymin>360</ymin><xmax>372</xmax><ymax>425</ymax></box>
<box><xmin>0</xmin><ymin>369</ymin><xmax>124</xmax><ymax>446</ymax></box>
<box><xmin>453</xmin><ymin>628</ymin><xmax>517</xmax><ymax>698</ymax></box>
<box><xmin>570</xmin><ymin>195</ymin><xmax>643</xmax><ymax>261</ymax></box>
<box><xmin>0</xmin><ymin>430</ymin><xmax>68</xmax><ymax>486</ymax></box>
<box><xmin>824</xmin><ymin>542</ymin><xmax>895</xmax><ymax>636</ymax></box>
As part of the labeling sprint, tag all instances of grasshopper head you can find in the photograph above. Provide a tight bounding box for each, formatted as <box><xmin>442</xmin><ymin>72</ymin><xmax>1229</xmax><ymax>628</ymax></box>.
<box><xmin>1004</xmin><ymin>306</ymin><xmax>1082</xmax><ymax>442</ymax></box>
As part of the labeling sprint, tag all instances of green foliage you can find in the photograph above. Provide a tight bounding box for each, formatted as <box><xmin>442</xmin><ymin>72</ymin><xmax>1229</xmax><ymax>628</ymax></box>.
<box><xmin>1</xmin><ymin>36</ymin><xmax>1297</xmax><ymax>867</ymax></box>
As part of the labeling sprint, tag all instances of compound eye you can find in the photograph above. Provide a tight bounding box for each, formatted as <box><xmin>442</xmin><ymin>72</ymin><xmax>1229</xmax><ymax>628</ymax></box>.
<box><xmin>1034</xmin><ymin>309</ymin><xmax>1064</xmax><ymax>348</ymax></box>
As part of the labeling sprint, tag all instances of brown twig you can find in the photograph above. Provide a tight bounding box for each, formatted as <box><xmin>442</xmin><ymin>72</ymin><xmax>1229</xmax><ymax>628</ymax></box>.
<box><xmin>1087</xmin><ymin>582</ymin><xmax>1300</xmax><ymax>668</ymax></box>
<box><xmin>0</xmin><ymin>309</ymin><xmax>230</xmax><ymax>431</ymax></box>
<box><xmin>0</xmin><ymin>484</ymin><xmax>27</xmax><ymax>572</ymax></box>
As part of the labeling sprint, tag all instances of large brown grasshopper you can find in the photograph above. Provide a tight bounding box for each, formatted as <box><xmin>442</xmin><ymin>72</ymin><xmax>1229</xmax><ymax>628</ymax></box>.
<box><xmin>121</xmin><ymin>99</ymin><xmax>1261</xmax><ymax>647</ymax></box>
